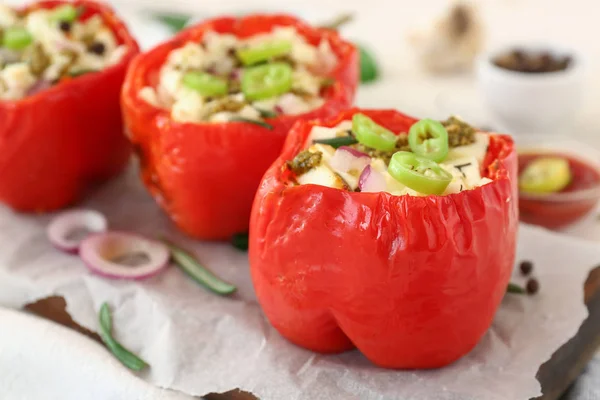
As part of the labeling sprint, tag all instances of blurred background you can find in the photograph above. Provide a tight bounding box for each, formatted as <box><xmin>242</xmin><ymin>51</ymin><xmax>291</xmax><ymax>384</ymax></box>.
<box><xmin>85</xmin><ymin>0</ymin><xmax>600</xmax><ymax>139</ymax></box>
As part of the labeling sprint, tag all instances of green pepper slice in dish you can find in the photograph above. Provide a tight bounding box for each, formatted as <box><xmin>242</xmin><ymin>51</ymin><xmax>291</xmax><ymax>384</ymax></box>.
<box><xmin>51</xmin><ymin>4</ymin><xmax>78</xmax><ymax>23</ymax></box>
<box><xmin>182</xmin><ymin>71</ymin><xmax>228</xmax><ymax>97</ymax></box>
<box><xmin>352</xmin><ymin>113</ymin><xmax>397</xmax><ymax>151</ymax></box>
<box><xmin>241</xmin><ymin>62</ymin><xmax>293</xmax><ymax>101</ymax></box>
<box><xmin>3</xmin><ymin>27</ymin><xmax>33</xmax><ymax>50</ymax></box>
<box><xmin>519</xmin><ymin>156</ymin><xmax>572</xmax><ymax>194</ymax></box>
<box><xmin>237</xmin><ymin>39</ymin><xmax>292</xmax><ymax>66</ymax></box>
<box><xmin>408</xmin><ymin>119</ymin><xmax>449</xmax><ymax>163</ymax></box>
<box><xmin>388</xmin><ymin>151</ymin><xmax>452</xmax><ymax>195</ymax></box>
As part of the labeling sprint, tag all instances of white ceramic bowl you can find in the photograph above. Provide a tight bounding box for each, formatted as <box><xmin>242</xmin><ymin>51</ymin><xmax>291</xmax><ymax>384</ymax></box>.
<box><xmin>476</xmin><ymin>45</ymin><xmax>585</xmax><ymax>135</ymax></box>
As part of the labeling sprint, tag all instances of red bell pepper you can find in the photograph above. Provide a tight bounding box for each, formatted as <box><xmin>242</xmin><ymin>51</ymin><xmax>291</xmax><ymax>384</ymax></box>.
<box><xmin>0</xmin><ymin>0</ymin><xmax>138</xmax><ymax>212</ymax></box>
<box><xmin>249</xmin><ymin>108</ymin><xmax>518</xmax><ymax>369</ymax></box>
<box><xmin>121</xmin><ymin>15</ymin><xmax>358</xmax><ymax>240</ymax></box>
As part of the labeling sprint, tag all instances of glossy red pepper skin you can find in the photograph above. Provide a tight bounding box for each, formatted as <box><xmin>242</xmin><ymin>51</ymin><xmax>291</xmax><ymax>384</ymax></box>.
<box><xmin>122</xmin><ymin>15</ymin><xmax>358</xmax><ymax>240</ymax></box>
<box><xmin>249</xmin><ymin>109</ymin><xmax>518</xmax><ymax>369</ymax></box>
<box><xmin>0</xmin><ymin>1</ymin><xmax>138</xmax><ymax>212</ymax></box>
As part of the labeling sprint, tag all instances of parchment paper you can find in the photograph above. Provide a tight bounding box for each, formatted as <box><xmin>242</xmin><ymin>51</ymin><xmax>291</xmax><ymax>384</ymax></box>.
<box><xmin>0</xmin><ymin>164</ymin><xmax>598</xmax><ymax>400</ymax></box>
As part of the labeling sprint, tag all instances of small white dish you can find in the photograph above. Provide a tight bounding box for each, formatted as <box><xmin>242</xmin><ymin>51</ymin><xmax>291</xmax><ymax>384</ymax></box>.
<box><xmin>476</xmin><ymin>44</ymin><xmax>585</xmax><ymax>135</ymax></box>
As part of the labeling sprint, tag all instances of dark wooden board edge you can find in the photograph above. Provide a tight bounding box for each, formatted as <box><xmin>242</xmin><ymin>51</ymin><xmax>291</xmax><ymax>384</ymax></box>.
<box><xmin>535</xmin><ymin>266</ymin><xmax>600</xmax><ymax>400</ymax></box>
<box><xmin>23</xmin><ymin>266</ymin><xmax>600</xmax><ymax>400</ymax></box>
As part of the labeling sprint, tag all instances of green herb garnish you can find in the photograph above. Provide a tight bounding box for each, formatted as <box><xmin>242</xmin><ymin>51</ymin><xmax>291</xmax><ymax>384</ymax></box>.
<box><xmin>231</xmin><ymin>232</ymin><xmax>249</xmax><ymax>251</ymax></box>
<box><xmin>99</xmin><ymin>303</ymin><xmax>148</xmax><ymax>371</ymax></box>
<box><xmin>506</xmin><ymin>282</ymin><xmax>526</xmax><ymax>294</ymax></box>
<box><xmin>68</xmin><ymin>69</ymin><xmax>97</xmax><ymax>78</ymax></box>
<box><xmin>152</xmin><ymin>13</ymin><xmax>191</xmax><ymax>33</ymax></box>
<box><xmin>164</xmin><ymin>241</ymin><xmax>237</xmax><ymax>295</ymax></box>
<box><xmin>230</xmin><ymin>117</ymin><xmax>274</xmax><ymax>130</ymax></box>
<box><xmin>359</xmin><ymin>45</ymin><xmax>379</xmax><ymax>83</ymax></box>
<box><xmin>256</xmin><ymin>108</ymin><xmax>278</xmax><ymax>119</ymax></box>
<box><xmin>313</xmin><ymin>136</ymin><xmax>358</xmax><ymax>148</ymax></box>
<box><xmin>321</xmin><ymin>77</ymin><xmax>336</xmax><ymax>88</ymax></box>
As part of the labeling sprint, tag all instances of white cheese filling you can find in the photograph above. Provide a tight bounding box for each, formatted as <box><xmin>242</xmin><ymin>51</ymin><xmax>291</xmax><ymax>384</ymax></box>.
<box><xmin>295</xmin><ymin>120</ymin><xmax>493</xmax><ymax>196</ymax></box>
<box><xmin>0</xmin><ymin>5</ymin><xmax>127</xmax><ymax>100</ymax></box>
<box><xmin>138</xmin><ymin>26</ymin><xmax>337</xmax><ymax>123</ymax></box>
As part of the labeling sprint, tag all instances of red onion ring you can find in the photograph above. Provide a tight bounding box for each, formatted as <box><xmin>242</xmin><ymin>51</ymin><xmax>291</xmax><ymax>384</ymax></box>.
<box><xmin>359</xmin><ymin>165</ymin><xmax>387</xmax><ymax>192</ymax></box>
<box><xmin>79</xmin><ymin>232</ymin><xmax>170</xmax><ymax>280</ymax></box>
<box><xmin>47</xmin><ymin>210</ymin><xmax>108</xmax><ymax>253</ymax></box>
<box><xmin>330</xmin><ymin>146</ymin><xmax>371</xmax><ymax>174</ymax></box>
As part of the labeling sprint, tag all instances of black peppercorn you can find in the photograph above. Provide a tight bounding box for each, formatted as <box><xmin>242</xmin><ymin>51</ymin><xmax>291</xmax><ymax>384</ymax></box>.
<box><xmin>89</xmin><ymin>41</ymin><xmax>106</xmax><ymax>56</ymax></box>
<box><xmin>526</xmin><ymin>278</ymin><xmax>539</xmax><ymax>295</ymax></box>
<box><xmin>520</xmin><ymin>260</ymin><xmax>533</xmax><ymax>276</ymax></box>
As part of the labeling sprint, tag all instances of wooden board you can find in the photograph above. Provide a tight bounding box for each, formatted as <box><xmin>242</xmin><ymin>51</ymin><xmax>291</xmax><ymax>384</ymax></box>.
<box><xmin>23</xmin><ymin>265</ymin><xmax>600</xmax><ymax>400</ymax></box>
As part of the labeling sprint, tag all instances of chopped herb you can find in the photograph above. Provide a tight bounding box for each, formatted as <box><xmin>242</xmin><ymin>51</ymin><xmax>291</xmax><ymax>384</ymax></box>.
<box><xmin>152</xmin><ymin>13</ymin><xmax>191</xmax><ymax>33</ymax></box>
<box><xmin>256</xmin><ymin>108</ymin><xmax>278</xmax><ymax>118</ymax></box>
<box><xmin>321</xmin><ymin>77</ymin><xmax>336</xmax><ymax>88</ymax></box>
<box><xmin>229</xmin><ymin>117</ymin><xmax>274</xmax><ymax>130</ymax></box>
<box><xmin>89</xmin><ymin>41</ymin><xmax>106</xmax><ymax>56</ymax></box>
<box><xmin>98</xmin><ymin>303</ymin><xmax>148</xmax><ymax>371</ymax></box>
<box><xmin>459</xmin><ymin>184</ymin><xmax>463</xmax><ymax>192</ymax></box>
<box><xmin>313</xmin><ymin>136</ymin><xmax>358</xmax><ymax>148</ymax></box>
<box><xmin>441</xmin><ymin>116</ymin><xmax>476</xmax><ymax>147</ymax></box>
<box><xmin>288</xmin><ymin>150</ymin><xmax>322</xmax><ymax>175</ymax></box>
<box><xmin>231</xmin><ymin>232</ymin><xmax>249</xmax><ymax>251</ymax></box>
<box><xmin>59</xmin><ymin>21</ymin><xmax>71</xmax><ymax>33</ymax></box>
<box><xmin>506</xmin><ymin>283</ymin><xmax>526</xmax><ymax>294</ymax></box>
<box><xmin>68</xmin><ymin>69</ymin><xmax>97</xmax><ymax>77</ymax></box>
<box><xmin>454</xmin><ymin>162</ymin><xmax>472</xmax><ymax>178</ymax></box>
<box><xmin>163</xmin><ymin>240</ymin><xmax>237</xmax><ymax>295</ymax></box>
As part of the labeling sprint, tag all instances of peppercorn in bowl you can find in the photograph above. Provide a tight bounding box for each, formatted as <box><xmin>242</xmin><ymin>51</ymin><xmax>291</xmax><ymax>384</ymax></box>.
<box><xmin>0</xmin><ymin>0</ymin><xmax>139</xmax><ymax>211</ymax></box>
<box><xmin>477</xmin><ymin>44</ymin><xmax>584</xmax><ymax>134</ymax></box>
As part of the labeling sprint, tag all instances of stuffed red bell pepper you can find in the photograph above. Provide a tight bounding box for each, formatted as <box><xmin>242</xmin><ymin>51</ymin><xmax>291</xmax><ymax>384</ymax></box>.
<box><xmin>0</xmin><ymin>0</ymin><xmax>138</xmax><ymax>212</ymax></box>
<box><xmin>249</xmin><ymin>108</ymin><xmax>518</xmax><ymax>369</ymax></box>
<box><xmin>121</xmin><ymin>14</ymin><xmax>358</xmax><ymax>240</ymax></box>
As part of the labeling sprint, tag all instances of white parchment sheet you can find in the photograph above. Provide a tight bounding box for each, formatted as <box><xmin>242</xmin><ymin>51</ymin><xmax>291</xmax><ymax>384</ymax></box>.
<box><xmin>0</xmin><ymin>165</ymin><xmax>598</xmax><ymax>400</ymax></box>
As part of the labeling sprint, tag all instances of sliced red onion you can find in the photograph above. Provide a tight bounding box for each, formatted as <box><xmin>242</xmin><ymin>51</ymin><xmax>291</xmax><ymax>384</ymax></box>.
<box><xmin>359</xmin><ymin>165</ymin><xmax>387</xmax><ymax>192</ymax></box>
<box><xmin>330</xmin><ymin>146</ymin><xmax>371</xmax><ymax>174</ymax></box>
<box><xmin>79</xmin><ymin>232</ymin><xmax>170</xmax><ymax>280</ymax></box>
<box><xmin>47</xmin><ymin>210</ymin><xmax>108</xmax><ymax>254</ymax></box>
<box><xmin>276</xmin><ymin>93</ymin><xmax>308</xmax><ymax>115</ymax></box>
<box><xmin>229</xmin><ymin>68</ymin><xmax>242</xmax><ymax>80</ymax></box>
<box><xmin>26</xmin><ymin>80</ymin><xmax>52</xmax><ymax>96</ymax></box>
<box><xmin>338</xmin><ymin>146</ymin><xmax>368</xmax><ymax>158</ymax></box>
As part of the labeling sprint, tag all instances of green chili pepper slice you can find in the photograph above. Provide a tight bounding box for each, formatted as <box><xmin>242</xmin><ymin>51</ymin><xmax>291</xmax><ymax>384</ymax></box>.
<box><xmin>3</xmin><ymin>27</ymin><xmax>33</xmax><ymax>50</ymax></box>
<box><xmin>519</xmin><ymin>156</ymin><xmax>572</xmax><ymax>194</ymax></box>
<box><xmin>242</xmin><ymin>62</ymin><xmax>293</xmax><ymax>101</ymax></box>
<box><xmin>237</xmin><ymin>39</ymin><xmax>292</xmax><ymax>66</ymax></box>
<box><xmin>352</xmin><ymin>113</ymin><xmax>397</xmax><ymax>151</ymax></box>
<box><xmin>388</xmin><ymin>151</ymin><xmax>452</xmax><ymax>195</ymax></box>
<box><xmin>51</xmin><ymin>4</ymin><xmax>78</xmax><ymax>22</ymax></box>
<box><xmin>182</xmin><ymin>71</ymin><xmax>228</xmax><ymax>97</ymax></box>
<box><xmin>408</xmin><ymin>119</ymin><xmax>449</xmax><ymax>163</ymax></box>
<box><xmin>98</xmin><ymin>303</ymin><xmax>149</xmax><ymax>371</ymax></box>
